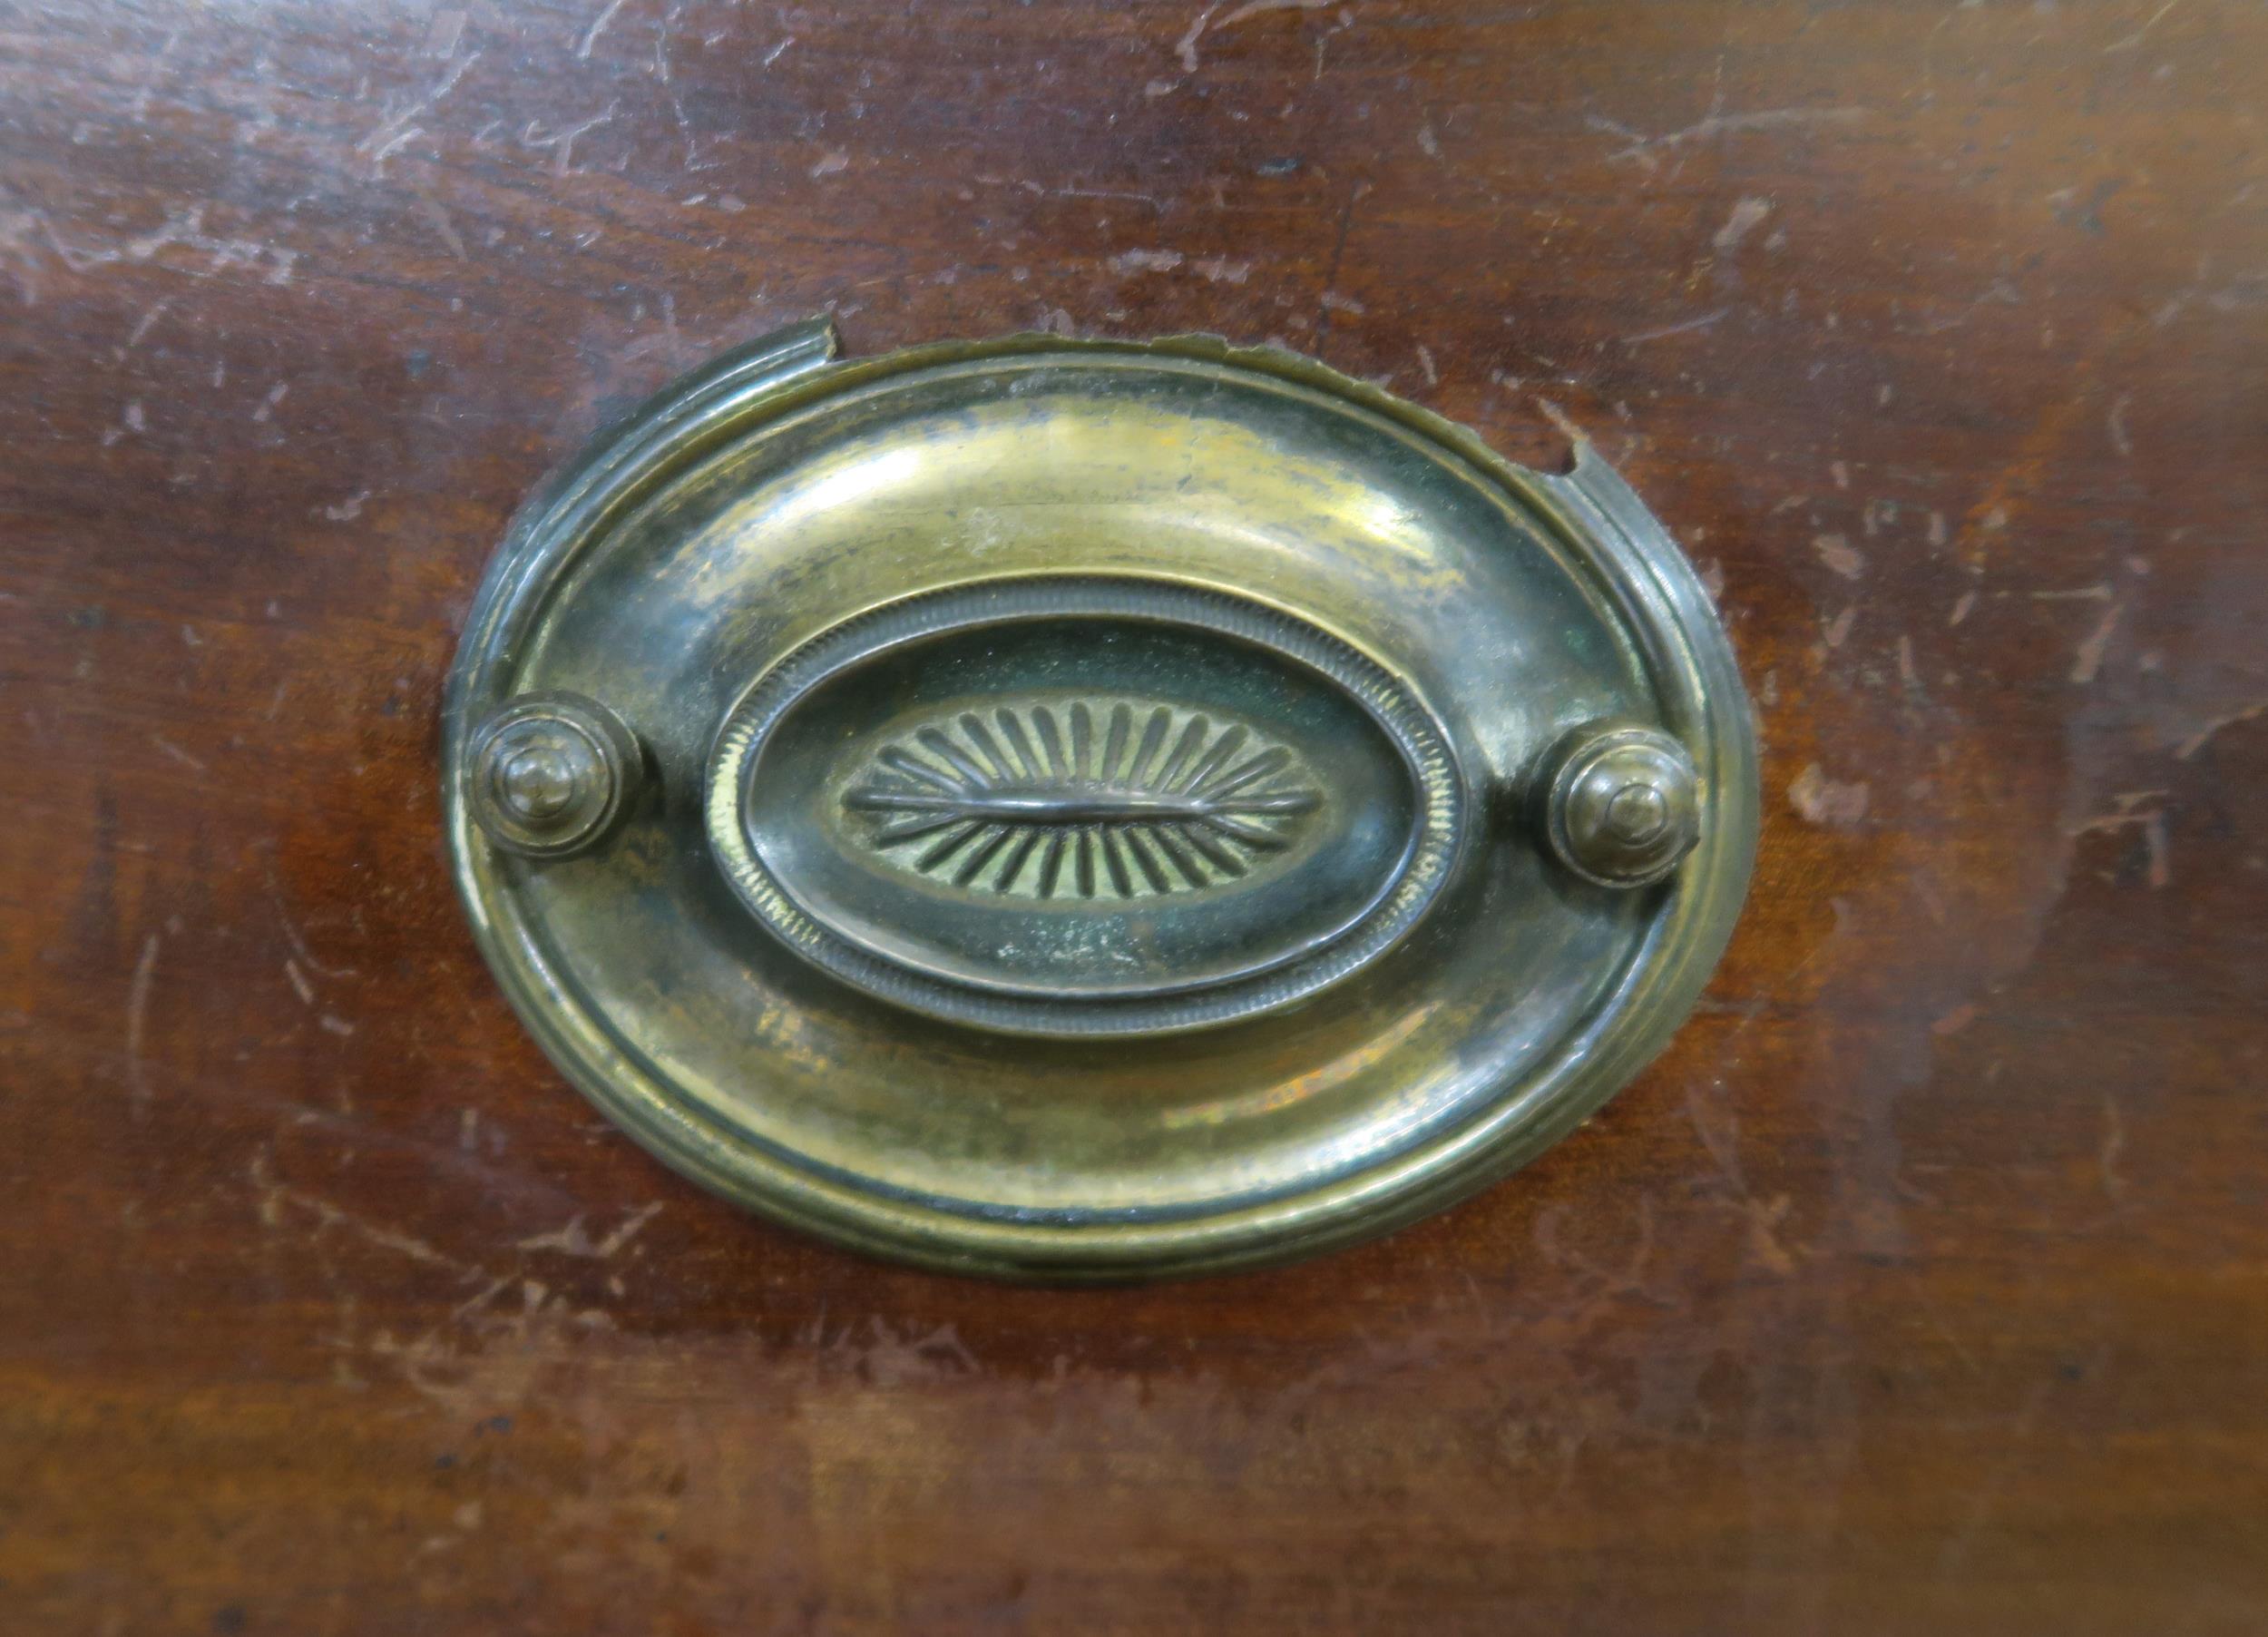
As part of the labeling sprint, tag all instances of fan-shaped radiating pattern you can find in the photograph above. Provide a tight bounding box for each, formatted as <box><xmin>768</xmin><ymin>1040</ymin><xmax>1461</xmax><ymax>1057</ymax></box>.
<box><xmin>843</xmin><ymin>700</ymin><xmax>1322</xmax><ymax>900</ymax></box>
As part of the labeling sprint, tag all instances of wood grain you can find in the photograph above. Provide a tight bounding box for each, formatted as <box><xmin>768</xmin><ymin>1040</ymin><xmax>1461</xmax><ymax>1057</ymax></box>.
<box><xmin>3</xmin><ymin>1</ymin><xmax>2265</xmax><ymax>1631</ymax></box>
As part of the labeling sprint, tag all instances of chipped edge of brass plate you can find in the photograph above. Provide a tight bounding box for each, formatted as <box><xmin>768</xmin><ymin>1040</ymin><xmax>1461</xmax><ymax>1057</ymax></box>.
<box><xmin>443</xmin><ymin>319</ymin><xmax>1759</xmax><ymax>1282</ymax></box>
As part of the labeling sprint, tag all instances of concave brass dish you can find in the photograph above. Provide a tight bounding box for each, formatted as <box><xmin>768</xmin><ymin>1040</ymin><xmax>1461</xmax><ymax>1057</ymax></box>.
<box><xmin>443</xmin><ymin>319</ymin><xmax>1757</xmax><ymax>1280</ymax></box>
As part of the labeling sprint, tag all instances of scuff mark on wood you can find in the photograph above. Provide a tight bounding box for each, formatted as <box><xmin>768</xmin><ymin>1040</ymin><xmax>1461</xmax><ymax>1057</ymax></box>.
<box><xmin>1790</xmin><ymin>762</ymin><xmax>1871</xmax><ymax>827</ymax></box>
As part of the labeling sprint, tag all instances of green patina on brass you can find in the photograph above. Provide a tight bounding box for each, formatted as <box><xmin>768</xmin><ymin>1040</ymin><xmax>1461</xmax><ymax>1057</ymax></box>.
<box><xmin>442</xmin><ymin>319</ymin><xmax>1758</xmax><ymax>1281</ymax></box>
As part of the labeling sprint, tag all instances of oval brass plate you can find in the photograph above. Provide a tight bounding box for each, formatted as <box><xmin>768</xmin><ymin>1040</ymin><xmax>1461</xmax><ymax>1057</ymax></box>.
<box><xmin>444</xmin><ymin>320</ymin><xmax>1758</xmax><ymax>1280</ymax></box>
<box><xmin>706</xmin><ymin>574</ymin><xmax>1466</xmax><ymax>1036</ymax></box>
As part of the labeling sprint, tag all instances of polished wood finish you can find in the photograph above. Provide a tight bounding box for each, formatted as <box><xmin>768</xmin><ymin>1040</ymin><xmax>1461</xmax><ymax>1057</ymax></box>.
<box><xmin>4</xmin><ymin>2</ymin><xmax>2264</xmax><ymax>1630</ymax></box>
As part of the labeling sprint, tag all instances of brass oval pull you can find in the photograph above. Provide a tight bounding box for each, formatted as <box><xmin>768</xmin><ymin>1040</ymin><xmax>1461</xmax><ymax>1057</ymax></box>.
<box><xmin>444</xmin><ymin>320</ymin><xmax>1756</xmax><ymax>1279</ymax></box>
<box><xmin>702</xmin><ymin>574</ymin><xmax>1466</xmax><ymax>1038</ymax></box>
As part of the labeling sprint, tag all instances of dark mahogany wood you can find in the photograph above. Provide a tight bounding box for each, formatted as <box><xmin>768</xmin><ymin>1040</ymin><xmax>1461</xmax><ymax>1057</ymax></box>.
<box><xmin>4</xmin><ymin>2</ymin><xmax>2265</xmax><ymax>1631</ymax></box>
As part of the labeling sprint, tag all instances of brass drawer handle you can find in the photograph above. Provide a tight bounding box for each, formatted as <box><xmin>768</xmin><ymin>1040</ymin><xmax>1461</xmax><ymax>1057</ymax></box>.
<box><xmin>699</xmin><ymin>573</ymin><xmax>1468</xmax><ymax>1038</ymax></box>
<box><xmin>445</xmin><ymin>320</ymin><xmax>1755</xmax><ymax>1279</ymax></box>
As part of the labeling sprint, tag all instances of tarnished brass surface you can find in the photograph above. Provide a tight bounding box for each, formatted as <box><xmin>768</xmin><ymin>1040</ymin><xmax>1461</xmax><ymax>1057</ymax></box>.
<box><xmin>465</xmin><ymin>691</ymin><xmax>645</xmax><ymax>860</ymax></box>
<box><xmin>704</xmin><ymin>573</ymin><xmax>1465</xmax><ymax>1037</ymax></box>
<box><xmin>442</xmin><ymin>319</ymin><xmax>1758</xmax><ymax>1279</ymax></box>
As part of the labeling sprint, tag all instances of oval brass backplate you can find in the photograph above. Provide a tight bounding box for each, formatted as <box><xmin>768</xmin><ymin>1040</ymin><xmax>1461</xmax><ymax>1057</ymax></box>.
<box><xmin>443</xmin><ymin>319</ymin><xmax>1758</xmax><ymax>1281</ymax></box>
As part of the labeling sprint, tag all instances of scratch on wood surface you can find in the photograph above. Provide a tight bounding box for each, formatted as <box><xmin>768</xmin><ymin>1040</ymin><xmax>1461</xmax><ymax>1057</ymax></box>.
<box><xmin>973</xmin><ymin>173</ymin><xmax>1164</xmax><ymax>210</ymax></box>
<box><xmin>1174</xmin><ymin>4</ymin><xmax>1218</xmax><ymax>71</ymax></box>
<box><xmin>1310</xmin><ymin>181</ymin><xmax>1366</xmax><ymax>352</ymax></box>
<box><xmin>251</xmin><ymin>1152</ymin><xmax>476</xmax><ymax>1277</ymax></box>
<box><xmin>2067</xmin><ymin>790</ymin><xmax>2172</xmax><ymax>887</ymax></box>
<box><xmin>575</xmin><ymin>0</ymin><xmax>629</xmax><ymax>58</ymax></box>
<box><xmin>2104</xmin><ymin>0</ymin><xmax>2185</xmax><ymax>52</ymax></box>
<box><xmin>42</xmin><ymin>204</ymin><xmax>298</xmax><ymax>286</ymax></box>
<box><xmin>1176</xmin><ymin>0</ymin><xmax>1334</xmax><ymax>74</ymax></box>
<box><xmin>2107</xmin><ymin>392</ymin><xmax>2134</xmax><ymax>456</ymax></box>
<box><xmin>1531</xmin><ymin>396</ymin><xmax>1589</xmax><ymax>450</ymax></box>
<box><xmin>266</xmin><ymin>862</ymin><xmax>359</xmax><ymax>979</ymax></box>
<box><xmin>151</xmin><ymin>734</ymin><xmax>206</xmax><ymax>771</ymax></box>
<box><xmin>423</xmin><ymin>8</ymin><xmax>466</xmax><ymax>56</ymax></box>
<box><xmin>1814</xmin><ymin>533</ymin><xmax>1865</xmax><ymax>579</ymax></box>
<box><xmin>2141</xmin><ymin>811</ymin><xmax>2170</xmax><ymax>887</ymax></box>
<box><xmin>522</xmin><ymin>101</ymin><xmax>619</xmax><ymax>178</ymax></box>
<box><xmin>125</xmin><ymin>298</ymin><xmax>172</xmax><ymax>348</ymax></box>
<box><xmin>2068</xmin><ymin>602</ymin><xmax>2123</xmax><ymax>683</ymax></box>
<box><xmin>515</xmin><ymin>1202</ymin><xmax>664</xmax><ymax>1259</ymax></box>
<box><xmin>1590</xmin><ymin>97</ymin><xmax>1866</xmax><ymax>169</ymax></box>
<box><xmin>2068</xmin><ymin>790</ymin><xmax>2165</xmax><ymax>838</ymax></box>
<box><xmin>367</xmin><ymin>125</ymin><xmax>422</xmax><ymax>175</ymax></box>
<box><xmin>125</xmin><ymin>933</ymin><xmax>159</xmax><ymax>1112</ymax></box>
<box><xmin>1110</xmin><ymin>248</ymin><xmax>1184</xmax><ymax>274</ymax></box>
<box><xmin>360</xmin><ymin>49</ymin><xmax>481</xmax><ymax>174</ymax></box>
<box><xmin>1622</xmin><ymin>307</ymin><xmax>1728</xmax><ymax>345</ymax></box>
<box><xmin>1712</xmin><ymin>196</ymin><xmax>1773</xmax><ymax>251</ymax></box>
<box><xmin>1684</xmin><ymin>1087</ymin><xmax>1796</xmax><ymax>1277</ymax></box>
<box><xmin>2174</xmin><ymin>701</ymin><xmax>2267</xmax><ymax>759</ymax></box>
<box><xmin>415</xmin><ymin>194</ymin><xmax>467</xmax><ymax>260</ymax></box>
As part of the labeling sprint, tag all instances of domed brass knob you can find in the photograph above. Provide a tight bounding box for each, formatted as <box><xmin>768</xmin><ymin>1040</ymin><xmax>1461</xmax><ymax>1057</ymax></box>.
<box><xmin>1542</xmin><ymin>726</ymin><xmax>1704</xmax><ymax>888</ymax></box>
<box><xmin>465</xmin><ymin>691</ymin><xmax>642</xmax><ymax>859</ymax></box>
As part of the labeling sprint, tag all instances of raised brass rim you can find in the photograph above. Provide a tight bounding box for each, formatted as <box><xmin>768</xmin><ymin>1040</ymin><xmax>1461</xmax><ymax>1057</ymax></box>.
<box><xmin>442</xmin><ymin>321</ymin><xmax>1758</xmax><ymax>1281</ymax></box>
<box><xmin>702</xmin><ymin>572</ymin><xmax>1468</xmax><ymax>1035</ymax></box>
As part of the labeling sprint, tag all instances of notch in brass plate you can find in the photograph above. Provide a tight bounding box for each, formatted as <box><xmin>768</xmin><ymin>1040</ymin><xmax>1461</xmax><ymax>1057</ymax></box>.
<box><xmin>444</xmin><ymin>319</ymin><xmax>1757</xmax><ymax>1279</ymax></box>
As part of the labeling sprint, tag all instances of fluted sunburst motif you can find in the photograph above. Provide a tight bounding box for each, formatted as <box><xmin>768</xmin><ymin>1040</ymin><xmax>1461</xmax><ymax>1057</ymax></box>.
<box><xmin>843</xmin><ymin>699</ymin><xmax>1322</xmax><ymax>900</ymax></box>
